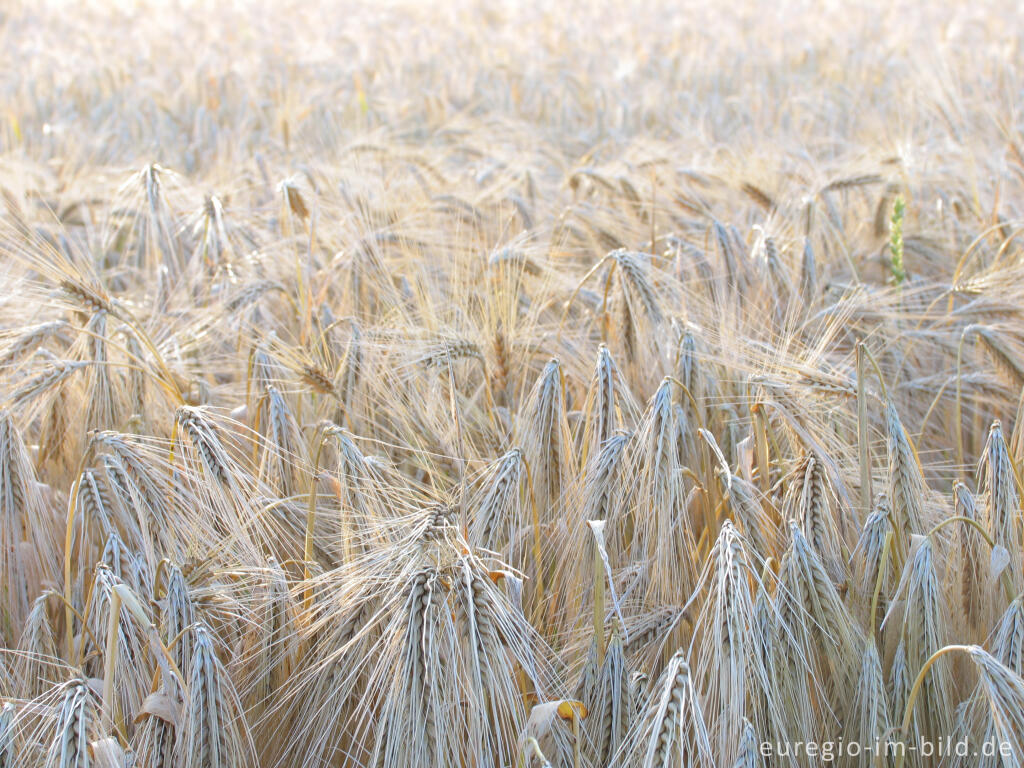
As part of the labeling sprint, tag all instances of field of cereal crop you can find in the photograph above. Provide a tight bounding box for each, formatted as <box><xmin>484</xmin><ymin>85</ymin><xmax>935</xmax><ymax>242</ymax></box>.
<box><xmin>2</xmin><ymin>1</ymin><xmax>1024</xmax><ymax>765</ymax></box>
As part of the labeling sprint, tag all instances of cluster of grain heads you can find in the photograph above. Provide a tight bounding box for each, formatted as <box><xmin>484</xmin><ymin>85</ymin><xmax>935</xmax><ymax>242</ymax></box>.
<box><xmin>277</xmin><ymin>528</ymin><xmax>550</xmax><ymax>768</ymax></box>
<box><xmin>6</xmin><ymin>216</ymin><xmax>1024</xmax><ymax>768</ymax></box>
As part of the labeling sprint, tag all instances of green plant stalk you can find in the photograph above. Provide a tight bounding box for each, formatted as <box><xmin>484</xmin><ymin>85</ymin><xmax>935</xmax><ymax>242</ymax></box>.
<box><xmin>890</xmin><ymin>195</ymin><xmax>906</xmax><ymax>284</ymax></box>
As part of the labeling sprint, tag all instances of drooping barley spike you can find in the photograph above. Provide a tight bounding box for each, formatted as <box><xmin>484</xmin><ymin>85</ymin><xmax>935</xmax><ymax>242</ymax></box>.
<box><xmin>9</xmin><ymin>358</ymin><xmax>86</xmax><ymax>406</ymax></box>
<box><xmin>582</xmin><ymin>344</ymin><xmax>622</xmax><ymax>463</ymax></box>
<box><xmin>0</xmin><ymin>702</ymin><xmax>13</xmax><ymax>768</ymax></box>
<box><xmin>690</xmin><ymin>523</ymin><xmax>762</xmax><ymax>764</ymax></box>
<box><xmin>162</xmin><ymin>562</ymin><xmax>195</xmax><ymax>678</ymax></box>
<box><xmin>179</xmin><ymin>624</ymin><xmax>223</xmax><ymax>767</ymax></box>
<box><xmin>980</xmin><ymin>420</ymin><xmax>1023</xmax><ymax>585</ymax></box>
<box><xmin>992</xmin><ymin>596</ymin><xmax>1024</xmax><ymax>674</ymax></box>
<box><xmin>622</xmin><ymin>606</ymin><xmax>681</xmax><ymax>662</ymax></box>
<box><xmin>714</xmin><ymin>462</ymin><xmax>779</xmax><ymax>566</ymax></box>
<box><xmin>972</xmin><ymin>325</ymin><xmax>1024</xmax><ymax>389</ymax></box>
<box><xmin>92</xmin><ymin>431</ymin><xmax>174</xmax><ymax>543</ymax></box>
<box><xmin>0</xmin><ymin>409</ymin><xmax>49</xmax><ymax>635</ymax></box>
<box><xmin>175</xmin><ymin>406</ymin><xmax>234</xmax><ymax>486</ymax></box>
<box><xmin>629</xmin><ymin>380</ymin><xmax>699</xmax><ymax>602</ymax></box>
<box><xmin>99</xmin><ymin>453</ymin><xmax>147</xmax><ymax>553</ymax></box>
<box><xmin>627</xmin><ymin>650</ymin><xmax>713</xmax><ymax>768</ymax></box>
<box><xmin>852</xmin><ymin>494</ymin><xmax>893</xmax><ymax>628</ymax></box>
<box><xmin>609</xmin><ymin>249</ymin><xmax>662</xmax><ymax>366</ymax></box>
<box><xmin>16</xmin><ymin>591</ymin><xmax>59</xmax><ymax>699</ymax></box>
<box><xmin>731</xmin><ymin>719</ymin><xmax>761</xmax><ymax>768</ymax></box>
<box><xmin>675</xmin><ymin>327</ymin><xmax>703</xmax><ymax>423</ymax></box>
<box><xmin>961</xmin><ymin>614</ymin><xmax>1021</xmax><ymax>768</ymax></box>
<box><xmin>249</xmin><ymin>342</ymin><xmax>284</xmax><ymax>402</ymax></box>
<box><xmin>592</xmin><ymin>623</ymin><xmax>632</xmax><ymax>766</ymax></box>
<box><xmin>800</xmin><ymin>238</ymin><xmax>816</xmax><ymax>304</ymax></box>
<box><xmin>336</xmin><ymin>322</ymin><xmax>363</xmax><ymax>414</ymax></box>
<box><xmin>964</xmin><ymin>647</ymin><xmax>1024</xmax><ymax>760</ymax></box>
<box><xmin>419</xmin><ymin>503</ymin><xmax>458</xmax><ymax>546</ymax></box>
<box><xmin>419</xmin><ymin>336</ymin><xmax>483</xmax><ymax>369</ymax></box>
<box><xmin>953</xmin><ymin>483</ymin><xmax>988</xmax><ymax>633</ymax></box>
<box><xmin>778</xmin><ymin>524</ymin><xmax>860</xmax><ymax>684</ymax></box>
<box><xmin>243</xmin><ymin>558</ymin><xmax>294</xmax><ymax>716</ymax></box>
<box><xmin>134</xmin><ymin>163</ymin><xmax>182</xmax><ymax>271</ymax></box>
<box><xmin>300</xmin><ymin>363</ymin><xmax>335</xmax><ymax>397</ymax></box>
<box><xmin>119</xmin><ymin>324</ymin><xmax>147</xmax><ymax>419</ymax></box>
<box><xmin>575</xmin><ymin>636</ymin><xmax>600</xmax><ymax>717</ymax></box>
<box><xmin>458</xmin><ymin>557</ymin><xmax>527</xmax><ymax>763</ymax></box>
<box><xmin>373</xmin><ymin>569</ymin><xmax>435</xmax><ymax>767</ymax></box>
<box><xmin>0</xmin><ymin>320</ymin><xmax>70</xmax><ymax>369</ymax></box>
<box><xmin>518</xmin><ymin>358</ymin><xmax>571</xmax><ymax>524</ymax></box>
<box><xmin>713</xmin><ymin>220</ymin><xmax>740</xmax><ymax>297</ymax></box>
<box><xmin>46</xmin><ymin>678</ymin><xmax>96</xmax><ymax>768</ymax></box>
<box><xmin>224</xmin><ymin>280</ymin><xmax>281</xmax><ymax>314</ymax></box>
<box><xmin>746</xmin><ymin>585</ymin><xmax>778</xmax><ymax>747</ymax></box>
<box><xmin>471</xmin><ymin>447</ymin><xmax>526</xmax><ymax>551</ymax></box>
<box><xmin>61</xmin><ymin>278</ymin><xmax>114</xmax><ymax>315</ymax></box>
<box><xmin>176</xmin><ymin>623</ymin><xmax>252</xmax><ymax>768</ymax></box>
<box><xmin>101</xmin><ymin>532</ymin><xmax>147</xmax><ymax>595</ymax></box>
<box><xmin>891</xmin><ymin>538</ymin><xmax>954</xmax><ymax>751</ymax></box>
<box><xmin>842</xmin><ymin>641</ymin><xmax>889</xmax><ymax>768</ymax></box>
<box><xmin>886</xmin><ymin>400</ymin><xmax>926</xmax><ymax>561</ymax></box>
<box><xmin>260</xmin><ymin>385</ymin><xmax>302</xmax><ymax>496</ymax></box>
<box><xmin>76</xmin><ymin>468</ymin><xmax>115</xmax><ymax>560</ymax></box>
<box><xmin>614</xmin><ymin>250</ymin><xmax>662</xmax><ymax>322</ymax></box>
<box><xmin>83</xmin><ymin>311</ymin><xmax>120</xmax><ymax>432</ymax></box>
<box><xmin>788</xmin><ymin>452</ymin><xmax>844</xmax><ymax>583</ymax></box>
<box><xmin>763</xmin><ymin>235</ymin><xmax>794</xmax><ymax>301</ymax></box>
<box><xmin>82</xmin><ymin>564</ymin><xmax>151</xmax><ymax>723</ymax></box>
<box><xmin>889</xmin><ymin>640</ymin><xmax>910</xmax><ymax>737</ymax></box>
<box><xmin>583</xmin><ymin>431</ymin><xmax>630</xmax><ymax>525</ymax></box>
<box><xmin>280</xmin><ymin>177</ymin><xmax>310</xmax><ymax>220</ymax></box>
<box><xmin>324</xmin><ymin>425</ymin><xmax>390</xmax><ymax>545</ymax></box>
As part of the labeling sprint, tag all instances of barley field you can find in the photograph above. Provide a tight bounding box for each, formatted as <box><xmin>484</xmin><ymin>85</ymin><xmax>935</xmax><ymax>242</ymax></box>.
<box><xmin>2</xmin><ymin>0</ymin><xmax>1024</xmax><ymax>765</ymax></box>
